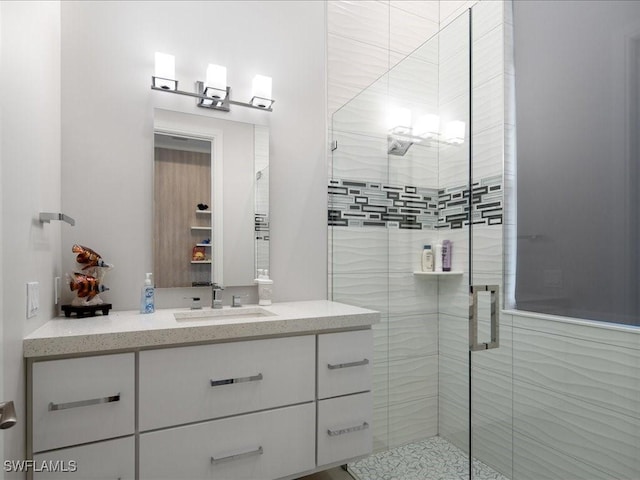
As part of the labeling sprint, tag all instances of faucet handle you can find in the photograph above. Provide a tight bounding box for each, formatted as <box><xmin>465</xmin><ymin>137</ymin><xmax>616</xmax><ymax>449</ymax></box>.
<box><xmin>184</xmin><ymin>296</ymin><xmax>202</xmax><ymax>310</ymax></box>
<box><xmin>232</xmin><ymin>295</ymin><xmax>246</xmax><ymax>308</ymax></box>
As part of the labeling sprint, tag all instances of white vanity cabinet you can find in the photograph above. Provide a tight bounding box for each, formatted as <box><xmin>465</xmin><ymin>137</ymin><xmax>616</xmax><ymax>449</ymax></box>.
<box><xmin>25</xmin><ymin>302</ymin><xmax>377</xmax><ymax>480</ymax></box>
<box><xmin>33</xmin><ymin>437</ymin><xmax>135</xmax><ymax>480</ymax></box>
<box><xmin>317</xmin><ymin>330</ymin><xmax>373</xmax><ymax>466</ymax></box>
<box><xmin>138</xmin><ymin>336</ymin><xmax>315</xmax><ymax>430</ymax></box>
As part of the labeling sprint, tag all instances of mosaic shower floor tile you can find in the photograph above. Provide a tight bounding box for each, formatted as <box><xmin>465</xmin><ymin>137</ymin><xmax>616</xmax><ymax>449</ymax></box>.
<box><xmin>348</xmin><ymin>436</ymin><xmax>509</xmax><ymax>480</ymax></box>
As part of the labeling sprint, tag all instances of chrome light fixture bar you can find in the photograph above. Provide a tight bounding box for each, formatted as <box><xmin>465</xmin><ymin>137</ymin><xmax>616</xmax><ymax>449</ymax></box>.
<box><xmin>151</xmin><ymin>53</ymin><xmax>274</xmax><ymax>112</ymax></box>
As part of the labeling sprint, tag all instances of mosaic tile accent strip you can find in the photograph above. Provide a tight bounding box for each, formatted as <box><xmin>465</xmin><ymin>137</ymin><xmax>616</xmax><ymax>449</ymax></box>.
<box><xmin>328</xmin><ymin>175</ymin><xmax>503</xmax><ymax>230</ymax></box>
<box><xmin>328</xmin><ymin>179</ymin><xmax>440</xmax><ymax>230</ymax></box>
<box><xmin>255</xmin><ymin>213</ymin><xmax>269</xmax><ymax>241</ymax></box>
<box><xmin>348</xmin><ymin>436</ymin><xmax>510</xmax><ymax>480</ymax></box>
<box><xmin>438</xmin><ymin>174</ymin><xmax>503</xmax><ymax>229</ymax></box>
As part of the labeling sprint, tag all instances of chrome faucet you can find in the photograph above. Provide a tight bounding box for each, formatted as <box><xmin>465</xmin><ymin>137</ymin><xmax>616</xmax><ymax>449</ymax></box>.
<box><xmin>211</xmin><ymin>283</ymin><xmax>224</xmax><ymax>309</ymax></box>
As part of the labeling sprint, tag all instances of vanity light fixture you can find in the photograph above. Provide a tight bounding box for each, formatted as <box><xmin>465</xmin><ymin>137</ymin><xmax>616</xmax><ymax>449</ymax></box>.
<box><xmin>387</xmin><ymin>108</ymin><xmax>465</xmax><ymax>156</ymax></box>
<box><xmin>151</xmin><ymin>52</ymin><xmax>274</xmax><ymax>112</ymax></box>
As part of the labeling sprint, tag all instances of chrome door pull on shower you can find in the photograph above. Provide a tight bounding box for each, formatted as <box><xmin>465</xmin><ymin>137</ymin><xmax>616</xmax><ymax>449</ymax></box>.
<box><xmin>469</xmin><ymin>285</ymin><xmax>499</xmax><ymax>351</ymax></box>
<box><xmin>48</xmin><ymin>393</ymin><xmax>120</xmax><ymax>411</ymax></box>
<box><xmin>327</xmin><ymin>359</ymin><xmax>369</xmax><ymax>370</ymax></box>
<box><xmin>210</xmin><ymin>373</ymin><xmax>263</xmax><ymax>387</ymax></box>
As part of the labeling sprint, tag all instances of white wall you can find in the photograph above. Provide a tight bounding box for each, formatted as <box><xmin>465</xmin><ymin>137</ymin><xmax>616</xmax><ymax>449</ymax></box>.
<box><xmin>60</xmin><ymin>1</ymin><xmax>326</xmax><ymax>309</ymax></box>
<box><xmin>1</xmin><ymin>0</ymin><xmax>62</xmax><ymax>470</ymax></box>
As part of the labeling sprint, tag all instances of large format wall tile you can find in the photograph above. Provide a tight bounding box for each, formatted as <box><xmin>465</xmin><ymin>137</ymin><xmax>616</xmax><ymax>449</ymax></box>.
<box><xmin>472</xmin><ymin>124</ymin><xmax>503</xmax><ymax>180</ymax></box>
<box><xmin>472</xmin><ymin>23</ymin><xmax>503</xmax><ymax>88</ymax></box>
<box><xmin>390</xmin><ymin>5</ymin><xmax>439</xmax><ymax>57</ymax></box>
<box><xmin>513</xmin><ymin>380</ymin><xmax>640</xmax><ymax>479</ymax></box>
<box><xmin>328</xmin><ymin>34</ymin><xmax>389</xmax><ymax>128</ymax></box>
<box><xmin>511</xmin><ymin>312</ymin><xmax>640</xmax><ymax>351</ymax></box>
<box><xmin>387</xmin><ymin>142</ymin><xmax>439</xmax><ymax>189</ymax></box>
<box><xmin>331</xmin><ymin>273</ymin><xmax>389</xmax><ymax>315</ymax></box>
<box><xmin>388</xmin><ymin>229</ymin><xmax>439</xmax><ymax>273</ymax></box>
<box><xmin>513</xmin><ymin>431</ymin><xmax>614</xmax><ymax>480</ymax></box>
<box><xmin>473</xmin><ymin>74</ymin><xmax>504</xmax><ymax>135</ymax></box>
<box><xmin>390</xmin><ymin>1</ymin><xmax>439</xmax><ymax>23</ymax></box>
<box><xmin>331</xmin><ymin>130</ymin><xmax>389</xmax><ymax>184</ymax></box>
<box><xmin>388</xmin><ymin>313</ymin><xmax>438</xmax><ymax>360</ymax></box>
<box><xmin>513</xmin><ymin>326</ymin><xmax>640</xmax><ymax>419</ymax></box>
<box><xmin>471</xmin><ymin>224</ymin><xmax>503</xmax><ymax>274</ymax></box>
<box><xmin>472</xmin><ymin>0</ymin><xmax>503</xmax><ymax>41</ymax></box>
<box><xmin>389</xmin><ymin>396</ymin><xmax>438</xmax><ymax>448</ymax></box>
<box><xmin>472</xmin><ymin>414</ymin><xmax>513</xmax><ymax>479</ymax></box>
<box><xmin>331</xmin><ymin>80</ymin><xmax>388</xmax><ymax>139</ymax></box>
<box><xmin>328</xmin><ymin>0</ymin><xmax>390</xmax><ymax>51</ymax></box>
<box><xmin>388</xmin><ymin>355</ymin><xmax>438</xmax><ymax>404</ymax></box>
<box><xmin>389</xmin><ymin>272</ymin><xmax>438</xmax><ymax>317</ymax></box>
<box><xmin>331</xmin><ymin>227</ymin><xmax>389</xmax><ymax>275</ymax></box>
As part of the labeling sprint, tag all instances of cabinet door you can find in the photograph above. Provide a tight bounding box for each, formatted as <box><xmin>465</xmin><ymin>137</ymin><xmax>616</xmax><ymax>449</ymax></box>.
<box><xmin>317</xmin><ymin>392</ymin><xmax>373</xmax><ymax>467</ymax></box>
<box><xmin>139</xmin><ymin>335</ymin><xmax>315</xmax><ymax>430</ymax></box>
<box><xmin>33</xmin><ymin>436</ymin><xmax>134</xmax><ymax>480</ymax></box>
<box><xmin>32</xmin><ymin>353</ymin><xmax>135</xmax><ymax>452</ymax></box>
<box><xmin>139</xmin><ymin>403</ymin><xmax>315</xmax><ymax>480</ymax></box>
<box><xmin>317</xmin><ymin>330</ymin><xmax>372</xmax><ymax>399</ymax></box>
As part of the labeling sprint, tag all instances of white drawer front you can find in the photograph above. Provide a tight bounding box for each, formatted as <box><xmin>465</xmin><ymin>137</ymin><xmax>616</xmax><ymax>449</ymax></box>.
<box><xmin>32</xmin><ymin>353</ymin><xmax>135</xmax><ymax>452</ymax></box>
<box><xmin>139</xmin><ymin>335</ymin><xmax>315</xmax><ymax>430</ymax></box>
<box><xmin>33</xmin><ymin>436</ymin><xmax>134</xmax><ymax>480</ymax></box>
<box><xmin>317</xmin><ymin>392</ymin><xmax>373</xmax><ymax>467</ymax></box>
<box><xmin>140</xmin><ymin>403</ymin><xmax>315</xmax><ymax>480</ymax></box>
<box><xmin>317</xmin><ymin>330</ymin><xmax>372</xmax><ymax>399</ymax></box>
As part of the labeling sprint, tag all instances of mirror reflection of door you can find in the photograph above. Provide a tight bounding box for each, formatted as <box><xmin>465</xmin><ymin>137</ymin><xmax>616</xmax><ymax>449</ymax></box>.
<box><xmin>154</xmin><ymin>134</ymin><xmax>213</xmax><ymax>288</ymax></box>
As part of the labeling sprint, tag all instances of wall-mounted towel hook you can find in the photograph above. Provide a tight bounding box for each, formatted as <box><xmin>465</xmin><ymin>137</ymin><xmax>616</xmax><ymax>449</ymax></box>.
<box><xmin>39</xmin><ymin>212</ymin><xmax>75</xmax><ymax>226</ymax></box>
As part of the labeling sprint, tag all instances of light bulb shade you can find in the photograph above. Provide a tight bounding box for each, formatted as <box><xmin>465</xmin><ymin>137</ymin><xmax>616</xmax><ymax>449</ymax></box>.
<box><xmin>154</xmin><ymin>52</ymin><xmax>177</xmax><ymax>90</ymax></box>
<box><xmin>251</xmin><ymin>75</ymin><xmax>274</xmax><ymax>108</ymax></box>
<box><xmin>204</xmin><ymin>64</ymin><xmax>227</xmax><ymax>99</ymax></box>
<box><xmin>444</xmin><ymin>120</ymin><xmax>466</xmax><ymax>145</ymax></box>
<box><xmin>414</xmin><ymin>114</ymin><xmax>440</xmax><ymax>139</ymax></box>
<box><xmin>252</xmin><ymin>75</ymin><xmax>272</xmax><ymax>99</ymax></box>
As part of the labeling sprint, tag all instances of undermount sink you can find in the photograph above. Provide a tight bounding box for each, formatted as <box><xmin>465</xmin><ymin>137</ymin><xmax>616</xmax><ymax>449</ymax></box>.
<box><xmin>174</xmin><ymin>306</ymin><xmax>275</xmax><ymax>322</ymax></box>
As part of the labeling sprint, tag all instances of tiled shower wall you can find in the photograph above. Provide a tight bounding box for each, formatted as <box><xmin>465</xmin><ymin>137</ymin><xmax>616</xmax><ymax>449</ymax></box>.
<box><xmin>329</xmin><ymin>2</ymin><xmax>640</xmax><ymax>480</ymax></box>
<box><xmin>327</xmin><ymin>0</ymin><xmax>441</xmax><ymax>452</ymax></box>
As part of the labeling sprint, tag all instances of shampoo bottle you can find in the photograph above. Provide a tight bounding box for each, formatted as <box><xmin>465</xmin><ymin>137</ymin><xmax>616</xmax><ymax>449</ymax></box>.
<box><xmin>140</xmin><ymin>273</ymin><xmax>155</xmax><ymax>314</ymax></box>
<box><xmin>421</xmin><ymin>245</ymin><xmax>434</xmax><ymax>272</ymax></box>
<box><xmin>434</xmin><ymin>243</ymin><xmax>443</xmax><ymax>272</ymax></box>
<box><xmin>442</xmin><ymin>239</ymin><xmax>452</xmax><ymax>272</ymax></box>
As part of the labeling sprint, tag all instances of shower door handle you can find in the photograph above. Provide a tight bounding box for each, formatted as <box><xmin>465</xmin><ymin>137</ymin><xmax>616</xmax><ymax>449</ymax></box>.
<box><xmin>469</xmin><ymin>285</ymin><xmax>499</xmax><ymax>351</ymax></box>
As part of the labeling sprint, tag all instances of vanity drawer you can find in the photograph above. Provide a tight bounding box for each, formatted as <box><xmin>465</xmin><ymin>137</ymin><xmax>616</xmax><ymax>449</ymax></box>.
<box><xmin>31</xmin><ymin>353</ymin><xmax>134</xmax><ymax>452</ymax></box>
<box><xmin>33</xmin><ymin>436</ymin><xmax>134</xmax><ymax>480</ymax></box>
<box><xmin>317</xmin><ymin>329</ymin><xmax>372</xmax><ymax>399</ymax></box>
<box><xmin>317</xmin><ymin>392</ymin><xmax>373</xmax><ymax>467</ymax></box>
<box><xmin>139</xmin><ymin>335</ymin><xmax>315</xmax><ymax>430</ymax></box>
<box><xmin>139</xmin><ymin>402</ymin><xmax>315</xmax><ymax>480</ymax></box>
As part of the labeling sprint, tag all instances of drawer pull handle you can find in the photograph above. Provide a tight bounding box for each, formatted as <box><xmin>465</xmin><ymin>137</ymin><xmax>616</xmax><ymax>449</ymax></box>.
<box><xmin>211</xmin><ymin>446</ymin><xmax>263</xmax><ymax>464</ymax></box>
<box><xmin>210</xmin><ymin>373</ymin><xmax>263</xmax><ymax>387</ymax></box>
<box><xmin>328</xmin><ymin>422</ymin><xmax>369</xmax><ymax>437</ymax></box>
<box><xmin>48</xmin><ymin>393</ymin><xmax>120</xmax><ymax>411</ymax></box>
<box><xmin>327</xmin><ymin>359</ymin><xmax>369</xmax><ymax>370</ymax></box>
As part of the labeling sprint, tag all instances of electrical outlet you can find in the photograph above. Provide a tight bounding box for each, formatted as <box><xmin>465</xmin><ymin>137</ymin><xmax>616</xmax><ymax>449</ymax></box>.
<box><xmin>27</xmin><ymin>281</ymin><xmax>39</xmax><ymax>318</ymax></box>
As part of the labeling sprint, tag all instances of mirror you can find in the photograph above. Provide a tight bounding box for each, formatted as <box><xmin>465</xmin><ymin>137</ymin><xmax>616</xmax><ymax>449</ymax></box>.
<box><xmin>153</xmin><ymin>108</ymin><xmax>269</xmax><ymax>288</ymax></box>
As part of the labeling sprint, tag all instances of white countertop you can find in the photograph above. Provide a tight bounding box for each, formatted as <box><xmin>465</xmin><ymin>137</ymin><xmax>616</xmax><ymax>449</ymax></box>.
<box><xmin>23</xmin><ymin>300</ymin><xmax>379</xmax><ymax>358</ymax></box>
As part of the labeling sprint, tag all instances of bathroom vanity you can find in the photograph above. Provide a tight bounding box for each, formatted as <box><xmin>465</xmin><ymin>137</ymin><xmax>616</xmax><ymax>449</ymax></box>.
<box><xmin>23</xmin><ymin>300</ymin><xmax>378</xmax><ymax>480</ymax></box>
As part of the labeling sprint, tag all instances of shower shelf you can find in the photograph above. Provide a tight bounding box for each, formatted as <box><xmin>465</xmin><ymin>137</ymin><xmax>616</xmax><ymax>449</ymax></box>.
<box><xmin>413</xmin><ymin>271</ymin><xmax>463</xmax><ymax>276</ymax></box>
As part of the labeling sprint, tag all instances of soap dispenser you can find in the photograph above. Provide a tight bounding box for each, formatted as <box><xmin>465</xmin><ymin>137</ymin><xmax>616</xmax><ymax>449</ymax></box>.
<box><xmin>140</xmin><ymin>273</ymin><xmax>155</xmax><ymax>314</ymax></box>
<box><xmin>254</xmin><ymin>269</ymin><xmax>274</xmax><ymax>306</ymax></box>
